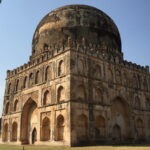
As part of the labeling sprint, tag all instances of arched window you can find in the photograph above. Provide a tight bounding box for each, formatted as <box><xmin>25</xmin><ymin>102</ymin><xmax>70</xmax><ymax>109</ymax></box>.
<box><xmin>14</xmin><ymin>100</ymin><xmax>18</xmax><ymax>111</ymax></box>
<box><xmin>76</xmin><ymin>85</ymin><xmax>85</xmax><ymax>100</ymax></box>
<box><xmin>137</xmin><ymin>74</ymin><xmax>141</xmax><ymax>89</ymax></box>
<box><xmin>7</xmin><ymin>83</ymin><xmax>11</xmax><ymax>94</ymax></box>
<box><xmin>3</xmin><ymin>123</ymin><xmax>8</xmax><ymax>142</ymax></box>
<box><xmin>143</xmin><ymin>78</ymin><xmax>148</xmax><ymax>90</ymax></box>
<box><xmin>78</xmin><ymin>59</ymin><xmax>84</xmax><ymax>75</ymax></box>
<box><xmin>57</xmin><ymin>86</ymin><xmax>65</xmax><ymax>102</ymax></box>
<box><xmin>136</xmin><ymin>118</ymin><xmax>145</xmax><ymax>139</ymax></box>
<box><xmin>95</xmin><ymin>88</ymin><xmax>103</xmax><ymax>103</ymax></box>
<box><xmin>29</xmin><ymin>73</ymin><xmax>34</xmax><ymax>87</ymax></box>
<box><xmin>108</xmin><ymin>68</ymin><xmax>113</xmax><ymax>82</ymax></box>
<box><xmin>58</xmin><ymin>60</ymin><xmax>64</xmax><ymax>76</ymax></box>
<box><xmin>41</xmin><ymin>117</ymin><xmax>50</xmax><ymax>141</ymax></box>
<box><xmin>45</xmin><ymin>66</ymin><xmax>51</xmax><ymax>81</ymax></box>
<box><xmin>95</xmin><ymin>65</ymin><xmax>102</xmax><ymax>79</ymax></box>
<box><xmin>132</xmin><ymin>74</ymin><xmax>138</xmax><ymax>88</ymax></box>
<box><xmin>134</xmin><ymin>96</ymin><xmax>141</xmax><ymax>109</ymax></box>
<box><xmin>5</xmin><ymin>102</ymin><xmax>10</xmax><ymax>114</ymax></box>
<box><xmin>11</xmin><ymin>122</ymin><xmax>17</xmax><ymax>141</ymax></box>
<box><xmin>23</xmin><ymin>76</ymin><xmax>27</xmax><ymax>89</ymax></box>
<box><xmin>116</xmin><ymin>70</ymin><xmax>121</xmax><ymax>83</ymax></box>
<box><xmin>35</xmin><ymin>70</ymin><xmax>40</xmax><ymax>84</ymax></box>
<box><xmin>15</xmin><ymin>79</ymin><xmax>19</xmax><ymax>91</ymax></box>
<box><xmin>56</xmin><ymin>115</ymin><xmax>64</xmax><ymax>141</ymax></box>
<box><xmin>43</xmin><ymin>43</ymin><xmax>48</xmax><ymax>51</ymax></box>
<box><xmin>43</xmin><ymin>90</ymin><xmax>50</xmax><ymax>105</ymax></box>
<box><xmin>77</xmin><ymin>114</ymin><xmax>88</xmax><ymax>140</ymax></box>
<box><xmin>95</xmin><ymin>115</ymin><xmax>106</xmax><ymax>138</ymax></box>
<box><xmin>123</xmin><ymin>72</ymin><xmax>128</xmax><ymax>85</ymax></box>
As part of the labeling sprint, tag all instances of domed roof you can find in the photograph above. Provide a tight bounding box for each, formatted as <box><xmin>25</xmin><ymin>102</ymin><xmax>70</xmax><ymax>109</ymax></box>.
<box><xmin>31</xmin><ymin>5</ymin><xmax>121</xmax><ymax>59</ymax></box>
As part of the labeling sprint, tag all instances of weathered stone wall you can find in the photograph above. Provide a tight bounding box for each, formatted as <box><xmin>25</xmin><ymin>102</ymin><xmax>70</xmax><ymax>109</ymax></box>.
<box><xmin>1</xmin><ymin>4</ymin><xmax>150</xmax><ymax>146</ymax></box>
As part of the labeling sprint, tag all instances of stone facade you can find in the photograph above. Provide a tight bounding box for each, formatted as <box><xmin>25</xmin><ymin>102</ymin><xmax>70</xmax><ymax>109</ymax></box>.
<box><xmin>1</xmin><ymin>5</ymin><xmax>150</xmax><ymax>146</ymax></box>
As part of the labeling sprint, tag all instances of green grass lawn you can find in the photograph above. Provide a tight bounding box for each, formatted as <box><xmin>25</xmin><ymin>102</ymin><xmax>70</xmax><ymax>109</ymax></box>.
<box><xmin>0</xmin><ymin>145</ymin><xmax>150</xmax><ymax>150</ymax></box>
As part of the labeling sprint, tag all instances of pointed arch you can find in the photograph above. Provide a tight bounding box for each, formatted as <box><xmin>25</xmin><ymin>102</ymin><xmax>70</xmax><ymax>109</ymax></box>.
<box><xmin>94</xmin><ymin>88</ymin><xmax>103</xmax><ymax>103</ymax></box>
<box><xmin>56</xmin><ymin>115</ymin><xmax>65</xmax><ymax>141</ymax></box>
<box><xmin>57</xmin><ymin>86</ymin><xmax>65</xmax><ymax>102</ymax></box>
<box><xmin>20</xmin><ymin>98</ymin><xmax>37</xmax><ymax>144</ymax></box>
<box><xmin>5</xmin><ymin>102</ymin><xmax>10</xmax><ymax>114</ymax></box>
<box><xmin>123</xmin><ymin>72</ymin><xmax>128</xmax><ymax>85</ymax></box>
<box><xmin>35</xmin><ymin>70</ymin><xmax>40</xmax><ymax>84</ymax></box>
<box><xmin>108</xmin><ymin>68</ymin><xmax>113</xmax><ymax>82</ymax></box>
<box><xmin>15</xmin><ymin>79</ymin><xmax>19</xmax><ymax>91</ymax></box>
<box><xmin>3</xmin><ymin>123</ymin><xmax>8</xmax><ymax>142</ymax></box>
<box><xmin>115</xmin><ymin>70</ymin><xmax>121</xmax><ymax>83</ymax></box>
<box><xmin>43</xmin><ymin>43</ymin><xmax>48</xmax><ymax>51</ymax></box>
<box><xmin>95</xmin><ymin>115</ymin><xmax>106</xmax><ymax>138</ymax></box>
<box><xmin>23</xmin><ymin>76</ymin><xmax>27</xmax><ymax>89</ymax></box>
<box><xmin>143</xmin><ymin>78</ymin><xmax>148</xmax><ymax>90</ymax></box>
<box><xmin>95</xmin><ymin>64</ymin><xmax>102</xmax><ymax>79</ymax></box>
<box><xmin>32</xmin><ymin>128</ymin><xmax>37</xmax><ymax>144</ymax></box>
<box><xmin>111</xmin><ymin>97</ymin><xmax>130</xmax><ymax>140</ymax></box>
<box><xmin>76</xmin><ymin>85</ymin><xmax>85</xmax><ymax>100</ymax></box>
<box><xmin>43</xmin><ymin>90</ymin><xmax>51</xmax><ymax>105</ymax></box>
<box><xmin>11</xmin><ymin>122</ymin><xmax>18</xmax><ymax>141</ymax></box>
<box><xmin>77</xmin><ymin>114</ymin><xmax>88</xmax><ymax>141</ymax></box>
<box><xmin>136</xmin><ymin>118</ymin><xmax>145</xmax><ymax>140</ymax></box>
<box><xmin>58</xmin><ymin>60</ymin><xmax>64</xmax><ymax>76</ymax></box>
<box><xmin>41</xmin><ymin>117</ymin><xmax>50</xmax><ymax>141</ymax></box>
<box><xmin>29</xmin><ymin>73</ymin><xmax>34</xmax><ymax>87</ymax></box>
<box><xmin>45</xmin><ymin>66</ymin><xmax>51</xmax><ymax>81</ymax></box>
<box><xmin>14</xmin><ymin>99</ymin><xmax>19</xmax><ymax>111</ymax></box>
<box><xmin>134</xmin><ymin>96</ymin><xmax>141</xmax><ymax>109</ymax></box>
<box><xmin>78</xmin><ymin>59</ymin><xmax>84</xmax><ymax>75</ymax></box>
<box><xmin>7</xmin><ymin>83</ymin><xmax>11</xmax><ymax>94</ymax></box>
<box><xmin>132</xmin><ymin>74</ymin><xmax>138</xmax><ymax>88</ymax></box>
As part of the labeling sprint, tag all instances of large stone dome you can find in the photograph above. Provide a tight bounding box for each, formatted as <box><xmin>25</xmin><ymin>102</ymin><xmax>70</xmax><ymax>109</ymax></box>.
<box><xmin>31</xmin><ymin>5</ymin><xmax>121</xmax><ymax>59</ymax></box>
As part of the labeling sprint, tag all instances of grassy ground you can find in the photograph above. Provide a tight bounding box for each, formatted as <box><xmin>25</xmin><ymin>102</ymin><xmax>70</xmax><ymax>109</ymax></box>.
<box><xmin>0</xmin><ymin>145</ymin><xmax>150</xmax><ymax>150</ymax></box>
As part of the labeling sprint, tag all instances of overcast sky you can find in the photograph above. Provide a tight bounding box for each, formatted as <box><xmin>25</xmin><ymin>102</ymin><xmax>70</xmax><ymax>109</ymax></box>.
<box><xmin>0</xmin><ymin>0</ymin><xmax>150</xmax><ymax>115</ymax></box>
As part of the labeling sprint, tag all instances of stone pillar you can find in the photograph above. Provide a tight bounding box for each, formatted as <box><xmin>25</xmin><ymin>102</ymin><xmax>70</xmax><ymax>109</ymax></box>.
<box><xmin>0</xmin><ymin>119</ymin><xmax>3</xmax><ymax>143</ymax></box>
<box><xmin>37</xmin><ymin>110</ymin><xmax>41</xmax><ymax>142</ymax></box>
<box><xmin>50</xmin><ymin>127</ymin><xmax>53</xmax><ymax>141</ymax></box>
<box><xmin>17</xmin><ymin>115</ymin><xmax>21</xmax><ymax>143</ymax></box>
<box><xmin>8</xmin><ymin>119</ymin><xmax>11</xmax><ymax>142</ymax></box>
<box><xmin>51</xmin><ymin>108</ymin><xmax>56</xmax><ymax>141</ymax></box>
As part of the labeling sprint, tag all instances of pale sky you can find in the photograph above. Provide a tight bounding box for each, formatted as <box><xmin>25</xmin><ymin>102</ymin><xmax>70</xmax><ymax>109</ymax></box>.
<box><xmin>0</xmin><ymin>0</ymin><xmax>150</xmax><ymax>115</ymax></box>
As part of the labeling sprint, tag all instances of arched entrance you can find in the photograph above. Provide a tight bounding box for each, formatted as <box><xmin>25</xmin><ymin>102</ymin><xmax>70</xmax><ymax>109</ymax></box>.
<box><xmin>111</xmin><ymin>97</ymin><xmax>130</xmax><ymax>140</ymax></box>
<box><xmin>41</xmin><ymin>117</ymin><xmax>50</xmax><ymax>141</ymax></box>
<box><xmin>32</xmin><ymin>128</ymin><xmax>37</xmax><ymax>144</ymax></box>
<box><xmin>112</xmin><ymin>124</ymin><xmax>121</xmax><ymax>141</ymax></box>
<box><xmin>95</xmin><ymin>115</ymin><xmax>106</xmax><ymax>139</ymax></box>
<box><xmin>20</xmin><ymin>98</ymin><xmax>37</xmax><ymax>144</ymax></box>
<box><xmin>3</xmin><ymin>123</ymin><xmax>8</xmax><ymax>142</ymax></box>
<box><xmin>77</xmin><ymin>114</ymin><xmax>88</xmax><ymax>141</ymax></box>
<box><xmin>11</xmin><ymin>122</ymin><xmax>18</xmax><ymax>141</ymax></box>
<box><xmin>136</xmin><ymin>118</ymin><xmax>145</xmax><ymax>140</ymax></box>
<box><xmin>56</xmin><ymin>115</ymin><xmax>64</xmax><ymax>141</ymax></box>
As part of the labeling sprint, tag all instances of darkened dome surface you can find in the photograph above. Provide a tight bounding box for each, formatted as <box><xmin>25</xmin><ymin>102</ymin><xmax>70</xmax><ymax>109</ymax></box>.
<box><xmin>31</xmin><ymin>5</ymin><xmax>121</xmax><ymax>59</ymax></box>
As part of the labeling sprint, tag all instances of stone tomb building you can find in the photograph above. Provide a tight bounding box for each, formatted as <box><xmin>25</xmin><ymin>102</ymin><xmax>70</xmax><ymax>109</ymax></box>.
<box><xmin>1</xmin><ymin>5</ymin><xmax>150</xmax><ymax>146</ymax></box>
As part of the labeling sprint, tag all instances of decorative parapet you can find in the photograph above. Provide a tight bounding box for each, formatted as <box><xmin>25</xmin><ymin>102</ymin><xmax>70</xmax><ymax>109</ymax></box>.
<box><xmin>6</xmin><ymin>43</ymin><xmax>149</xmax><ymax>79</ymax></box>
<box><xmin>123</xmin><ymin>60</ymin><xmax>149</xmax><ymax>73</ymax></box>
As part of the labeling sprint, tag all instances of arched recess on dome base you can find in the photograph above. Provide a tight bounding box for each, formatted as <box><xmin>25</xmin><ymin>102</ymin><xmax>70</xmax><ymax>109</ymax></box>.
<box><xmin>20</xmin><ymin>98</ymin><xmax>37</xmax><ymax>144</ymax></box>
<box><xmin>111</xmin><ymin>96</ymin><xmax>131</xmax><ymax>141</ymax></box>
